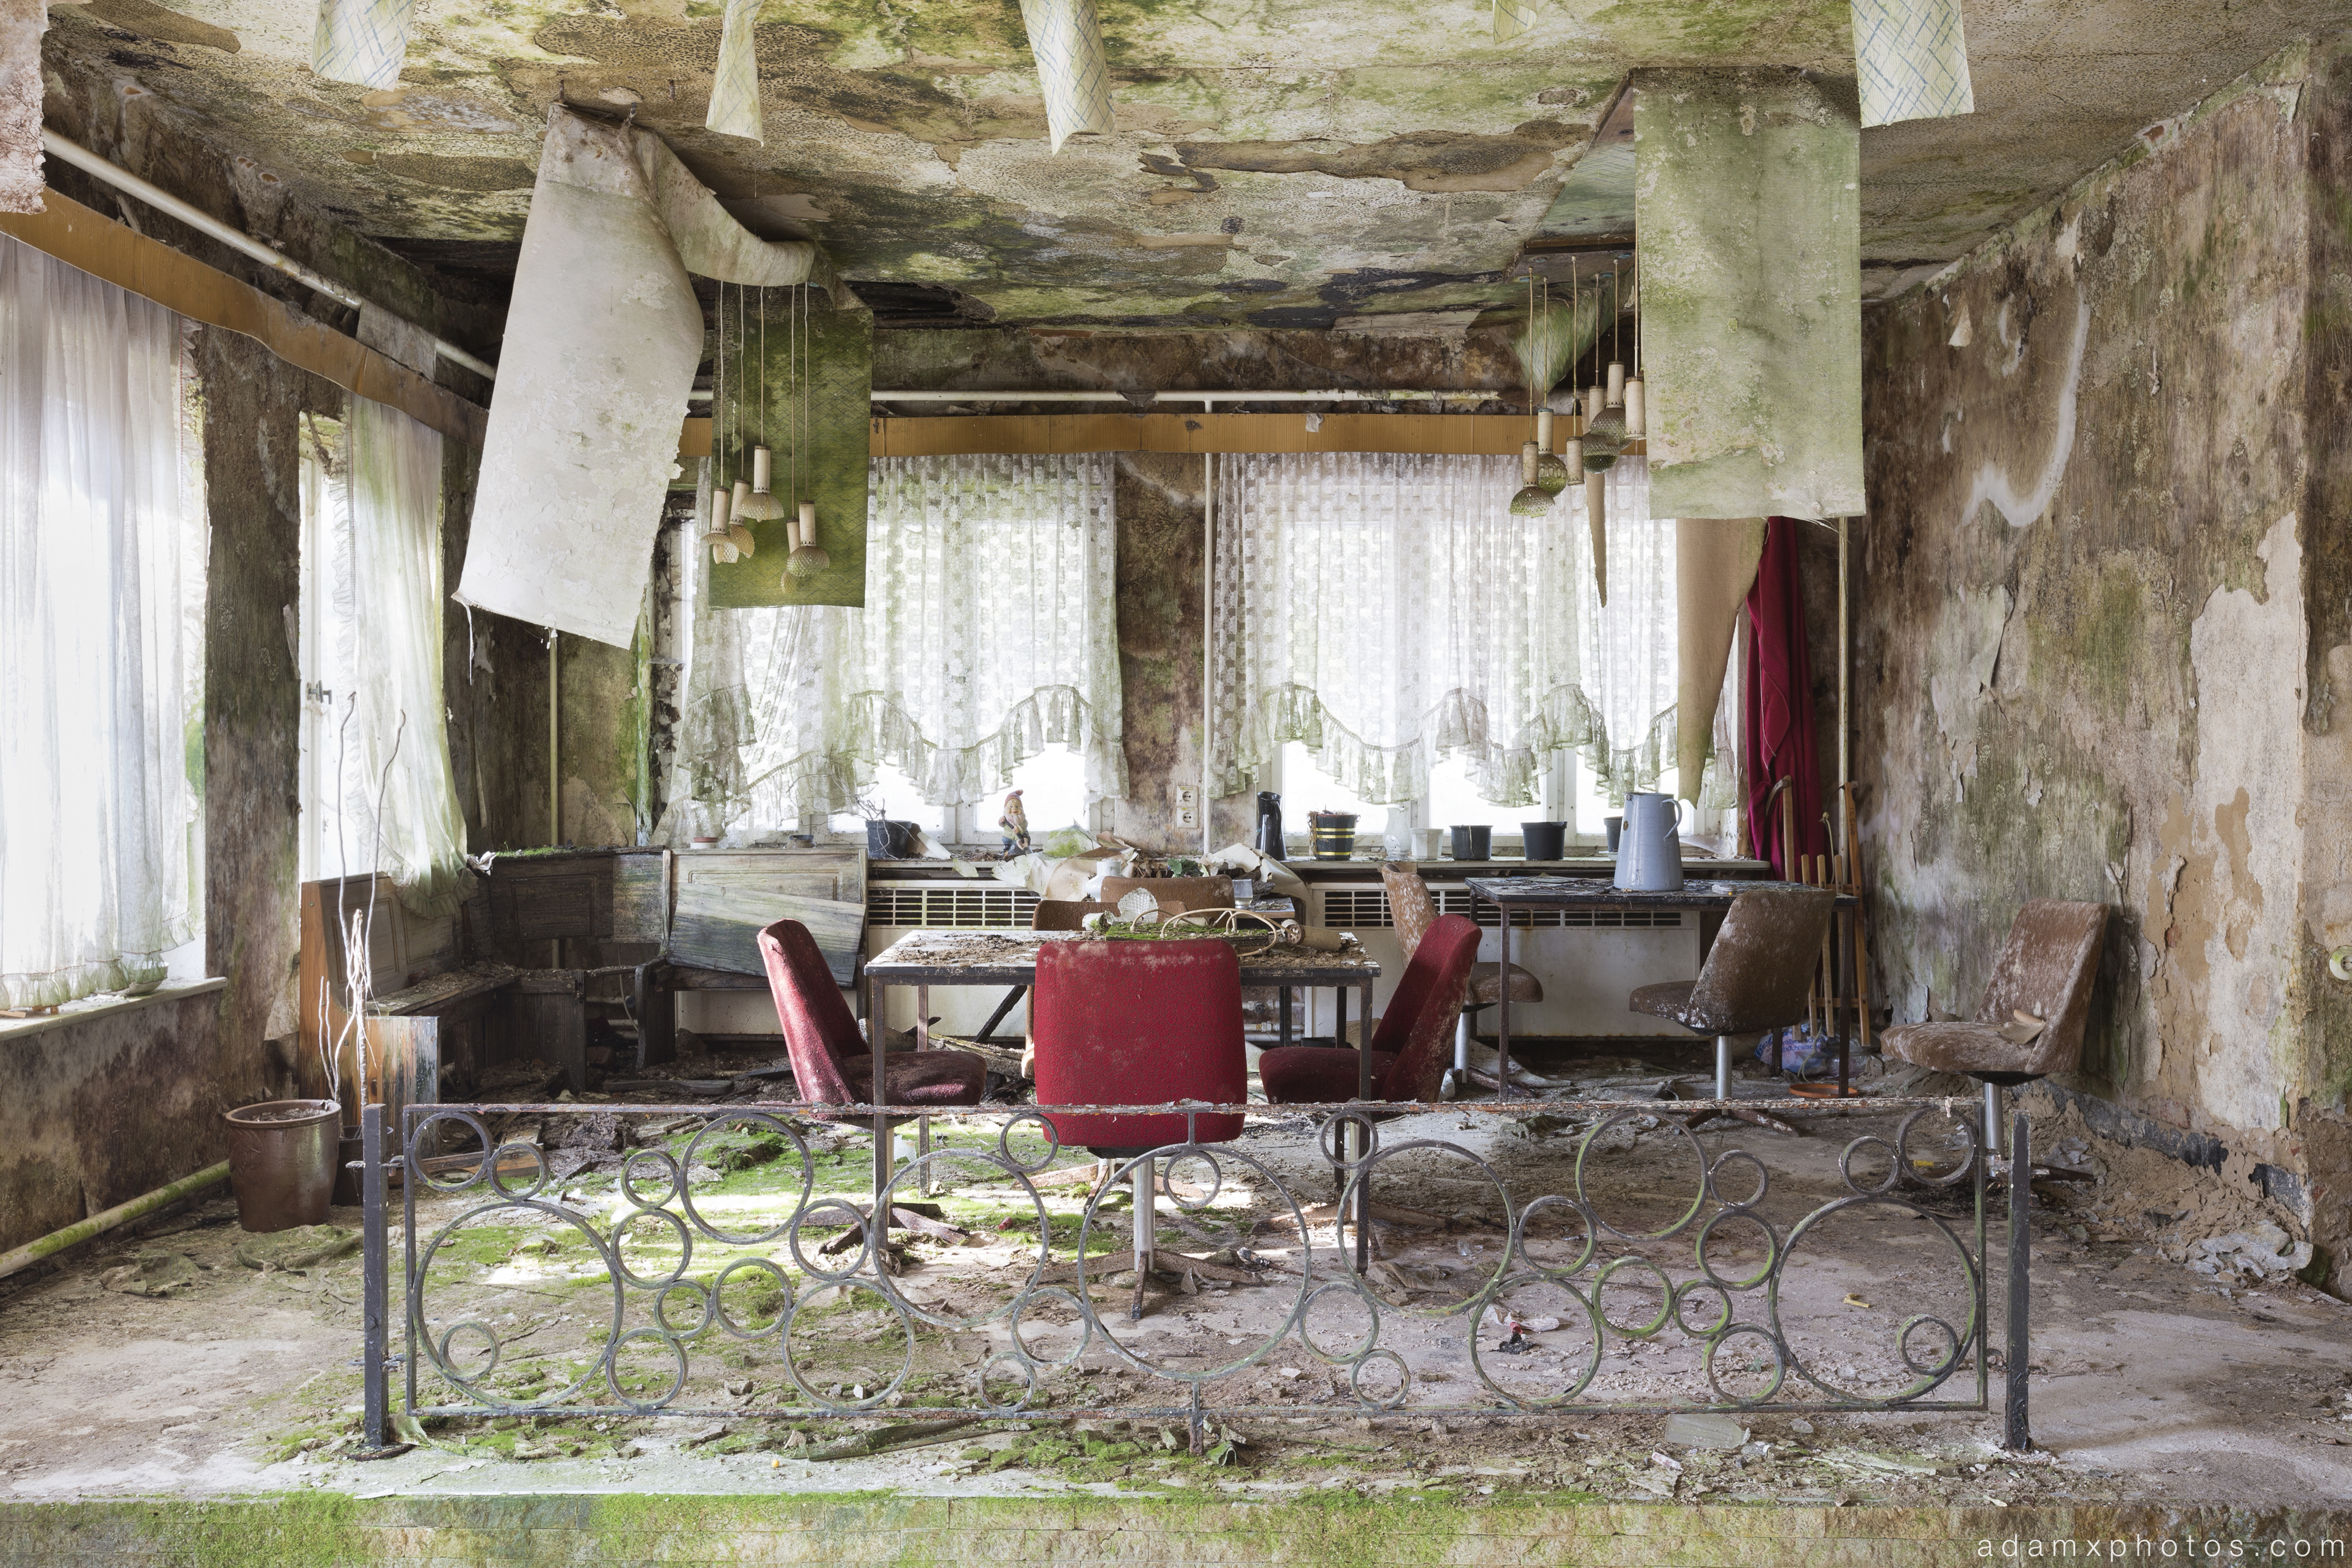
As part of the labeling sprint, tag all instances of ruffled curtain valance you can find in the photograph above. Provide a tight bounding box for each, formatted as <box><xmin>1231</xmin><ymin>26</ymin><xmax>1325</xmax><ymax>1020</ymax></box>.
<box><xmin>672</xmin><ymin>452</ymin><xmax>1124</xmax><ymax>835</ymax></box>
<box><xmin>1207</xmin><ymin>451</ymin><xmax>1681</xmax><ymax>808</ymax></box>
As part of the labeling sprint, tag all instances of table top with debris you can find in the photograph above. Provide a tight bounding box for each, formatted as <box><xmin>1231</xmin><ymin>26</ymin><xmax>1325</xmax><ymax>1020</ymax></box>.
<box><xmin>866</xmin><ymin>929</ymin><xmax>1380</xmax><ymax>985</ymax></box>
<box><xmin>1463</xmin><ymin>877</ymin><xmax>1858</xmax><ymax>908</ymax></box>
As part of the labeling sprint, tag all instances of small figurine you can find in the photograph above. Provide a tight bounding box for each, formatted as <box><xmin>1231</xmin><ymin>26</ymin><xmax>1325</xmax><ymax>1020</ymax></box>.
<box><xmin>998</xmin><ymin>788</ymin><xmax>1030</xmax><ymax>853</ymax></box>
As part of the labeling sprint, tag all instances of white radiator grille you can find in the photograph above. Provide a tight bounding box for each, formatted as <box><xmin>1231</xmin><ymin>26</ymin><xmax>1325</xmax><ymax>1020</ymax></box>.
<box><xmin>1320</xmin><ymin>888</ymin><xmax>1683</xmax><ymax>931</ymax></box>
<box><xmin>866</xmin><ymin>885</ymin><xmax>1040</xmax><ymax>930</ymax></box>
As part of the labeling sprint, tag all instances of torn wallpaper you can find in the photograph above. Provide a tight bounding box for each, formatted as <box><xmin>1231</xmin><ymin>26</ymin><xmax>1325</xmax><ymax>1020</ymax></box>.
<box><xmin>457</xmin><ymin>107</ymin><xmax>854</xmax><ymax>648</ymax></box>
<box><xmin>1633</xmin><ymin>69</ymin><xmax>1863</xmax><ymax>522</ymax></box>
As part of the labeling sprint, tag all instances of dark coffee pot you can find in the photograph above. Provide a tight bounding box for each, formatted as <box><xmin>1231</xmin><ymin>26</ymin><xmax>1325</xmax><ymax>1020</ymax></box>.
<box><xmin>1255</xmin><ymin>791</ymin><xmax>1286</xmax><ymax>861</ymax></box>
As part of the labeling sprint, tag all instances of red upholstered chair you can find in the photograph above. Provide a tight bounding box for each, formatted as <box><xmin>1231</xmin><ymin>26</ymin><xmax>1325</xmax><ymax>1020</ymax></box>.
<box><xmin>756</xmin><ymin>919</ymin><xmax>986</xmax><ymax>1113</ymax></box>
<box><xmin>1031</xmin><ymin>938</ymin><xmax>1248</xmax><ymax>1317</ymax></box>
<box><xmin>1031</xmin><ymin>938</ymin><xmax>1247</xmax><ymax>1156</ymax></box>
<box><xmin>1258</xmin><ymin>914</ymin><xmax>1482</xmax><ymax>1106</ymax></box>
<box><xmin>1382</xmin><ymin>862</ymin><xmax>1539</xmax><ymax>1085</ymax></box>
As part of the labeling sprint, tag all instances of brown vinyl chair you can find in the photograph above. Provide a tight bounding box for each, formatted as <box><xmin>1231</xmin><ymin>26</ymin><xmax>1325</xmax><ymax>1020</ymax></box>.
<box><xmin>1628</xmin><ymin>888</ymin><xmax>1838</xmax><ymax>1104</ymax></box>
<box><xmin>1382</xmin><ymin>861</ymin><xmax>1539</xmax><ymax>1085</ymax></box>
<box><xmin>1881</xmin><ymin>900</ymin><xmax>2108</xmax><ymax>1157</ymax></box>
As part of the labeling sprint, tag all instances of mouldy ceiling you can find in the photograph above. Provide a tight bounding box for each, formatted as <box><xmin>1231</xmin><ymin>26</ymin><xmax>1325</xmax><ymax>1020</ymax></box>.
<box><xmin>40</xmin><ymin>0</ymin><xmax>2352</xmax><ymax>327</ymax></box>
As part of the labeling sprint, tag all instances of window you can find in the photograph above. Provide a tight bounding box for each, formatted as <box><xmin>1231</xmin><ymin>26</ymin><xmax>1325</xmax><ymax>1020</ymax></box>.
<box><xmin>298</xmin><ymin>416</ymin><xmax>357</xmax><ymax>882</ymax></box>
<box><xmin>294</xmin><ymin>404</ymin><xmax>468</xmax><ymax>912</ymax></box>
<box><xmin>0</xmin><ymin>239</ymin><xmax>206</xmax><ymax>1008</ymax></box>
<box><xmin>678</xmin><ymin>454</ymin><xmax>1125</xmax><ymax>845</ymax></box>
<box><xmin>1209</xmin><ymin>452</ymin><xmax>1680</xmax><ymax>823</ymax></box>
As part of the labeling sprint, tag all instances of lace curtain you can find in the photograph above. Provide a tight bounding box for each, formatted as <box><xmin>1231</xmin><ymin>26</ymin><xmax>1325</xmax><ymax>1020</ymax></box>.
<box><xmin>1208</xmin><ymin>451</ymin><xmax>1678</xmax><ymax>808</ymax></box>
<box><xmin>0</xmin><ymin>238</ymin><xmax>202</xmax><ymax>1007</ymax></box>
<box><xmin>306</xmin><ymin>401</ymin><xmax>471</xmax><ymax>915</ymax></box>
<box><xmin>672</xmin><ymin>452</ymin><xmax>1123</xmax><ymax>836</ymax></box>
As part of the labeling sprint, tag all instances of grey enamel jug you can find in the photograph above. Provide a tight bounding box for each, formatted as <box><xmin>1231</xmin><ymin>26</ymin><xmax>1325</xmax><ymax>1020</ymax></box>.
<box><xmin>1612</xmin><ymin>792</ymin><xmax>1686</xmax><ymax>892</ymax></box>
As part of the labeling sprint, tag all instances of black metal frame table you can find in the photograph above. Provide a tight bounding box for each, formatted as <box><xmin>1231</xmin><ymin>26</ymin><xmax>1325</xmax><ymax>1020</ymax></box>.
<box><xmin>1464</xmin><ymin>877</ymin><xmax>1859</xmax><ymax>1100</ymax></box>
<box><xmin>863</xmin><ymin>930</ymin><xmax>1380</xmax><ymax>1205</ymax></box>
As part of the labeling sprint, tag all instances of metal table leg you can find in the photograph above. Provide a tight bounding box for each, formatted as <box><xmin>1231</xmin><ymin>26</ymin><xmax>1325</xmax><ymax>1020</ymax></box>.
<box><xmin>1356</xmin><ymin>977</ymin><xmax>1375</xmax><ymax>1274</ymax></box>
<box><xmin>1495</xmin><ymin>901</ymin><xmax>1514</xmax><ymax>1099</ymax></box>
<box><xmin>1279</xmin><ymin>986</ymin><xmax>1292</xmax><ymax>1046</ymax></box>
<box><xmin>871</xmin><ymin>980</ymin><xmax>891</xmax><ymax>1220</ymax></box>
<box><xmin>915</xmin><ymin>984</ymin><xmax>931</xmax><ymax>1199</ymax></box>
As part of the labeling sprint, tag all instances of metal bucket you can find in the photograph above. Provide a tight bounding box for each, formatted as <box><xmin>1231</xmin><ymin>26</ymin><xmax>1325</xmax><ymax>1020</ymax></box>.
<box><xmin>225</xmin><ymin>1099</ymin><xmax>341</xmax><ymax>1233</ymax></box>
<box><xmin>1308</xmin><ymin>812</ymin><xmax>1358</xmax><ymax>860</ymax></box>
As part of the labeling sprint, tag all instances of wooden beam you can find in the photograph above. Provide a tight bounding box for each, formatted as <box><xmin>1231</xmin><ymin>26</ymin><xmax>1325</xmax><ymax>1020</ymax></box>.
<box><xmin>1</xmin><ymin>191</ymin><xmax>488</xmax><ymax>448</ymax></box>
<box><xmin>679</xmin><ymin>412</ymin><xmax>1648</xmax><ymax>460</ymax></box>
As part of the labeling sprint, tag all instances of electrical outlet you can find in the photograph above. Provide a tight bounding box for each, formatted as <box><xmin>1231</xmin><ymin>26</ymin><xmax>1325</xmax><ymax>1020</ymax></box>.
<box><xmin>1174</xmin><ymin>785</ymin><xmax>1198</xmax><ymax>807</ymax></box>
<box><xmin>1177</xmin><ymin>806</ymin><xmax>1199</xmax><ymax>828</ymax></box>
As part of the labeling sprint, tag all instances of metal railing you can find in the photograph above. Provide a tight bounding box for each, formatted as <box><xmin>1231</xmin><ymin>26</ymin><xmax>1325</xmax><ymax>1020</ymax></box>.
<box><xmin>359</xmin><ymin>1096</ymin><xmax>2033</xmax><ymax>1455</ymax></box>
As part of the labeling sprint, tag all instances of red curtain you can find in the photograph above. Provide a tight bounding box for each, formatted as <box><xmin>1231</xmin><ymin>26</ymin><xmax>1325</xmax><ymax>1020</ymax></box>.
<box><xmin>1742</xmin><ymin>518</ymin><xmax>1828</xmax><ymax>878</ymax></box>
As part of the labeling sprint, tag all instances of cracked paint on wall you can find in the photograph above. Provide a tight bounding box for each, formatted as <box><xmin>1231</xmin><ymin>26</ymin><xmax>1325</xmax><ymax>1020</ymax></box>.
<box><xmin>1859</xmin><ymin>44</ymin><xmax>2352</xmax><ymax>1288</ymax></box>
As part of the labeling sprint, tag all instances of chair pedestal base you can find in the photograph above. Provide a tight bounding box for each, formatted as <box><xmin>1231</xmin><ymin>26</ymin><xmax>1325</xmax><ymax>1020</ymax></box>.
<box><xmin>1132</xmin><ymin>1157</ymin><xmax>1154</xmax><ymax>1321</ymax></box>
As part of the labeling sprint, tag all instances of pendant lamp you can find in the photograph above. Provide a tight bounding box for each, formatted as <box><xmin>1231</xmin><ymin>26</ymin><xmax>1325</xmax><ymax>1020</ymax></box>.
<box><xmin>1507</xmin><ymin>276</ymin><xmax>1556</xmax><ymax>516</ymax></box>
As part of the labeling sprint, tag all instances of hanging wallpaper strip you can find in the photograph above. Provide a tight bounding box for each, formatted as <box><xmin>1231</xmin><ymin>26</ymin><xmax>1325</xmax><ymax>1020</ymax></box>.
<box><xmin>311</xmin><ymin>0</ymin><xmax>416</xmax><ymax>90</ymax></box>
<box><xmin>706</xmin><ymin>0</ymin><xmax>764</xmax><ymax>142</ymax></box>
<box><xmin>457</xmin><ymin>108</ymin><xmax>861</xmax><ymax>647</ymax></box>
<box><xmin>1852</xmin><ymin>0</ymin><xmax>1974</xmax><ymax>128</ymax></box>
<box><xmin>1633</xmin><ymin>68</ymin><xmax>1863</xmax><ymax>521</ymax></box>
<box><xmin>1019</xmin><ymin>0</ymin><xmax>1115</xmax><ymax>154</ymax></box>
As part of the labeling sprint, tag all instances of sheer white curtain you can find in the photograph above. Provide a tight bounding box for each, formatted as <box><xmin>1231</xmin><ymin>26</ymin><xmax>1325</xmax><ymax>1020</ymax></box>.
<box><xmin>672</xmin><ymin>452</ymin><xmax>1124</xmax><ymax>837</ymax></box>
<box><xmin>0</xmin><ymin>239</ymin><xmax>203</xmax><ymax>1008</ymax></box>
<box><xmin>1209</xmin><ymin>451</ymin><xmax>1678</xmax><ymax>808</ymax></box>
<box><xmin>303</xmin><ymin>402</ymin><xmax>470</xmax><ymax>915</ymax></box>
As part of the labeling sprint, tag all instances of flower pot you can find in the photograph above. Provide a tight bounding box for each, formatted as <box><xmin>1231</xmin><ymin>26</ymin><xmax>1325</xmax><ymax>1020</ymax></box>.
<box><xmin>1521</xmin><ymin>821</ymin><xmax>1568</xmax><ymax>861</ymax></box>
<box><xmin>225</xmin><ymin>1099</ymin><xmax>341</xmax><ymax>1233</ymax></box>
<box><xmin>865</xmin><ymin>819</ymin><xmax>919</xmax><ymax>860</ymax></box>
<box><xmin>1448</xmin><ymin>825</ymin><xmax>1492</xmax><ymax>861</ymax></box>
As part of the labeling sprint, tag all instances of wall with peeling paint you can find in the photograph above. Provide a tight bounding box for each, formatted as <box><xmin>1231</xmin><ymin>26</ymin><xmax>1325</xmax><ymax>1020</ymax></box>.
<box><xmin>1858</xmin><ymin>42</ymin><xmax>2352</xmax><ymax>1290</ymax></box>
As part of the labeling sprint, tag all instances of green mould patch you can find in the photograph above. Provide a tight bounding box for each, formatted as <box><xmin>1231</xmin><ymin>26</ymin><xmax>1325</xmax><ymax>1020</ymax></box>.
<box><xmin>1171</xmin><ymin>122</ymin><xmax>1579</xmax><ymax>195</ymax></box>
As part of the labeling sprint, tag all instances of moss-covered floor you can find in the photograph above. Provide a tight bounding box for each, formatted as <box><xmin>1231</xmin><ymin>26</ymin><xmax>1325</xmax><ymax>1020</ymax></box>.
<box><xmin>3</xmin><ymin>1046</ymin><xmax>2351</xmax><ymax>1564</ymax></box>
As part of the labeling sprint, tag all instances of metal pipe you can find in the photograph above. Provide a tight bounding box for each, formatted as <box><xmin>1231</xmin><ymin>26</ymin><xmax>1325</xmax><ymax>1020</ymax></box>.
<box><xmin>852</xmin><ymin>389</ymin><xmax>1482</xmax><ymax>406</ymax></box>
<box><xmin>42</xmin><ymin>129</ymin><xmax>500</xmax><ymax>382</ymax></box>
<box><xmin>1201</xmin><ymin>448</ymin><xmax>1214</xmax><ymax>857</ymax></box>
<box><xmin>1715</xmin><ymin>1035</ymin><xmax>1732</xmax><ymax>1102</ymax></box>
<box><xmin>2003</xmin><ymin>1109</ymin><xmax>2034</xmax><ymax>1451</ymax></box>
<box><xmin>0</xmin><ymin>1159</ymin><xmax>230</xmax><ymax>1280</ymax></box>
<box><xmin>547</xmin><ymin>629</ymin><xmax>560</xmax><ymax>850</ymax></box>
<box><xmin>361</xmin><ymin>1104</ymin><xmax>391</xmax><ymax>1452</ymax></box>
<box><xmin>1837</xmin><ymin>515</ymin><xmax>1850</xmax><ymax>846</ymax></box>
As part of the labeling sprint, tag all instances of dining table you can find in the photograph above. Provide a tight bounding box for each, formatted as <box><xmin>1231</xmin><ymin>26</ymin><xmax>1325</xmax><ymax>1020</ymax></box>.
<box><xmin>1463</xmin><ymin>876</ymin><xmax>1861</xmax><ymax>1099</ymax></box>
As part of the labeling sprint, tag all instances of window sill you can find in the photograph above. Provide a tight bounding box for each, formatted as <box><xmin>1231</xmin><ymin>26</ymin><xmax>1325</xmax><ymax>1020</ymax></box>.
<box><xmin>0</xmin><ymin>977</ymin><xmax>227</xmax><ymax>1044</ymax></box>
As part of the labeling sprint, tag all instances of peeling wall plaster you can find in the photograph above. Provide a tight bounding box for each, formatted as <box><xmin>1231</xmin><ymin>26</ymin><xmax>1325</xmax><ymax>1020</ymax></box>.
<box><xmin>1860</xmin><ymin>44</ymin><xmax>2352</xmax><ymax>1287</ymax></box>
<box><xmin>2175</xmin><ymin>513</ymin><xmax>2308</xmax><ymax>1130</ymax></box>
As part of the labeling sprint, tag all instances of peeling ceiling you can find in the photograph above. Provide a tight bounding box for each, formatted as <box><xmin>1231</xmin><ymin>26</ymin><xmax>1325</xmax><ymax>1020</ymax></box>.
<box><xmin>39</xmin><ymin>0</ymin><xmax>2352</xmax><ymax>327</ymax></box>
